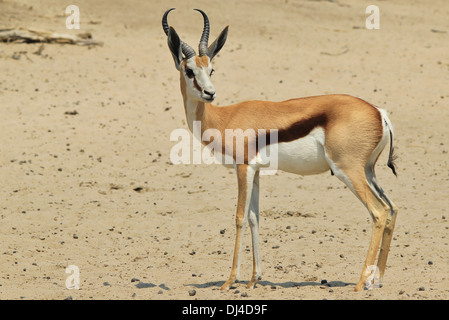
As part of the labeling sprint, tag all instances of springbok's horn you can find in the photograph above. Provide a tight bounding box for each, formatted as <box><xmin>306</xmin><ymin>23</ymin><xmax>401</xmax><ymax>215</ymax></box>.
<box><xmin>194</xmin><ymin>9</ymin><xmax>210</xmax><ymax>57</ymax></box>
<box><xmin>162</xmin><ymin>8</ymin><xmax>196</xmax><ymax>59</ymax></box>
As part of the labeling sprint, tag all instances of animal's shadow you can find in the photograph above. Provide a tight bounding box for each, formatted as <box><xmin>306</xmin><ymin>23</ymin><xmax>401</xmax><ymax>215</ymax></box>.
<box><xmin>185</xmin><ymin>280</ymin><xmax>355</xmax><ymax>289</ymax></box>
<box><xmin>135</xmin><ymin>282</ymin><xmax>170</xmax><ymax>290</ymax></box>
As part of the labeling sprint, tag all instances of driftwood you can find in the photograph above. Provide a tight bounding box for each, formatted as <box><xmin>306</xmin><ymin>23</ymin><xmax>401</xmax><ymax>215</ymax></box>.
<box><xmin>0</xmin><ymin>28</ymin><xmax>103</xmax><ymax>46</ymax></box>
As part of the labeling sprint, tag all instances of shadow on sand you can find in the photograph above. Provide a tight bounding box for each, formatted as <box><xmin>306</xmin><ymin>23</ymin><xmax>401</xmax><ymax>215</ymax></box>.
<box><xmin>185</xmin><ymin>279</ymin><xmax>355</xmax><ymax>289</ymax></box>
<box><xmin>135</xmin><ymin>282</ymin><xmax>170</xmax><ymax>290</ymax></box>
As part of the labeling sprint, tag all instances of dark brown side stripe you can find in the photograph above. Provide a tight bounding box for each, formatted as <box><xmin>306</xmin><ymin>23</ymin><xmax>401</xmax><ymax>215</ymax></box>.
<box><xmin>219</xmin><ymin>113</ymin><xmax>328</xmax><ymax>164</ymax></box>
<box><xmin>257</xmin><ymin>112</ymin><xmax>328</xmax><ymax>151</ymax></box>
<box><xmin>277</xmin><ymin>113</ymin><xmax>328</xmax><ymax>143</ymax></box>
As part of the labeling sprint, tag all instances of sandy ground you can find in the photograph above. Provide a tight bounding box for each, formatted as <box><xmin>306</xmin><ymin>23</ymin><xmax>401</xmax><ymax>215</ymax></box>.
<box><xmin>0</xmin><ymin>0</ymin><xmax>448</xmax><ymax>300</ymax></box>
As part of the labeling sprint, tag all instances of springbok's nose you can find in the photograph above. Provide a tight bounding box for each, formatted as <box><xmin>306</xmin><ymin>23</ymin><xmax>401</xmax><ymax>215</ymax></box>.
<box><xmin>204</xmin><ymin>89</ymin><xmax>215</xmax><ymax>97</ymax></box>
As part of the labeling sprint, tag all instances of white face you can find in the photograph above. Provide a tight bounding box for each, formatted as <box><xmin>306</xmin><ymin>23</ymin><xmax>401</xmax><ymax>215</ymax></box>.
<box><xmin>183</xmin><ymin>56</ymin><xmax>216</xmax><ymax>103</ymax></box>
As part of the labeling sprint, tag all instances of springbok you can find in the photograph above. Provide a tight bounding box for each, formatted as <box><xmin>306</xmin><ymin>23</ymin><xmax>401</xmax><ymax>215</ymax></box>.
<box><xmin>162</xmin><ymin>8</ymin><xmax>398</xmax><ymax>292</ymax></box>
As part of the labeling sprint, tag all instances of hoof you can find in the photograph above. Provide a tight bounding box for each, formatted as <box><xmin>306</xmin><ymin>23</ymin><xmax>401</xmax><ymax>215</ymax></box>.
<box><xmin>246</xmin><ymin>276</ymin><xmax>261</xmax><ymax>289</ymax></box>
<box><xmin>354</xmin><ymin>282</ymin><xmax>365</xmax><ymax>292</ymax></box>
<box><xmin>220</xmin><ymin>279</ymin><xmax>235</xmax><ymax>290</ymax></box>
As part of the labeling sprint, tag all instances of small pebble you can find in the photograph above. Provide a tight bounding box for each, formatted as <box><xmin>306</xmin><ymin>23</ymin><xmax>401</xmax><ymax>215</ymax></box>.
<box><xmin>241</xmin><ymin>292</ymin><xmax>248</xmax><ymax>297</ymax></box>
<box><xmin>131</xmin><ymin>278</ymin><xmax>140</xmax><ymax>282</ymax></box>
<box><xmin>188</xmin><ymin>289</ymin><xmax>196</xmax><ymax>296</ymax></box>
<box><xmin>418</xmin><ymin>286</ymin><xmax>425</xmax><ymax>291</ymax></box>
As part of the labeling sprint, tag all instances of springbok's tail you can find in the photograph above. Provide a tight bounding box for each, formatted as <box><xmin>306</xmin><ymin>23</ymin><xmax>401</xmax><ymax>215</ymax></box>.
<box><xmin>380</xmin><ymin>109</ymin><xmax>398</xmax><ymax>177</ymax></box>
<box><xmin>387</xmin><ymin>128</ymin><xmax>397</xmax><ymax>176</ymax></box>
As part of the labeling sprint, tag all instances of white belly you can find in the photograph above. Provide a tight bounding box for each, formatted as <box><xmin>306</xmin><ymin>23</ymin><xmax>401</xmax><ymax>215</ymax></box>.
<box><xmin>256</xmin><ymin>127</ymin><xmax>330</xmax><ymax>175</ymax></box>
<box><xmin>205</xmin><ymin>127</ymin><xmax>330</xmax><ymax>175</ymax></box>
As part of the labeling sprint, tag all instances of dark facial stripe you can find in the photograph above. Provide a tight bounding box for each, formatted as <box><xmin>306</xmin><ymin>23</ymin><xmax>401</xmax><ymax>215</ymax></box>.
<box><xmin>193</xmin><ymin>78</ymin><xmax>202</xmax><ymax>93</ymax></box>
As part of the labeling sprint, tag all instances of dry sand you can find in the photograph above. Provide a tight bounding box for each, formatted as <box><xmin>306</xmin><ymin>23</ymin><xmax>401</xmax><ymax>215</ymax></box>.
<box><xmin>0</xmin><ymin>0</ymin><xmax>448</xmax><ymax>300</ymax></box>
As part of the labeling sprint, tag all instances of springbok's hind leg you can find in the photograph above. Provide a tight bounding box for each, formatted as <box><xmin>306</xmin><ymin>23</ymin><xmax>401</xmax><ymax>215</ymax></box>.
<box><xmin>367</xmin><ymin>173</ymin><xmax>398</xmax><ymax>283</ymax></box>
<box><xmin>330</xmin><ymin>165</ymin><xmax>392</xmax><ymax>292</ymax></box>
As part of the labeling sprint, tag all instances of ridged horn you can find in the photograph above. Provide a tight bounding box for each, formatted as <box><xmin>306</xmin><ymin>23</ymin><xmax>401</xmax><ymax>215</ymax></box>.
<box><xmin>162</xmin><ymin>8</ymin><xmax>196</xmax><ymax>59</ymax></box>
<box><xmin>194</xmin><ymin>9</ymin><xmax>210</xmax><ymax>57</ymax></box>
<box><xmin>162</xmin><ymin>8</ymin><xmax>175</xmax><ymax>36</ymax></box>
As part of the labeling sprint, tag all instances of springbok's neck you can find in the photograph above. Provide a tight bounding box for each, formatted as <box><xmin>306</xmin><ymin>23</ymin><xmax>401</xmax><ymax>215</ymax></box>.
<box><xmin>183</xmin><ymin>98</ymin><xmax>207</xmax><ymax>132</ymax></box>
<box><xmin>180</xmin><ymin>74</ymin><xmax>219</xmax><ymax>134</ymax></box>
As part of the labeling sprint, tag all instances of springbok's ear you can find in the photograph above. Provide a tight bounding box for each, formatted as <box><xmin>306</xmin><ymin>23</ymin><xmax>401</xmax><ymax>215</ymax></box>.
<box><xmin>208</xmin><ymin>26</ymin><xmax>229</xmax><ymax>61</ymax></box>
<box><xmin>167</xmin><ymin>27</ymin><xmax>183</xmax><ymax>70</ymax></box>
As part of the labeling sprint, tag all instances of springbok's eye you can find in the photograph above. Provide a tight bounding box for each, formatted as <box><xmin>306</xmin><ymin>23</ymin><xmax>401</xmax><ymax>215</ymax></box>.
<box><xmin>210</xmin><ymin>69</ymin><xmax>215</xmax><ymax>76</ymax></box>
<box><xmin>185</xmin><ymin>68</ymin><xmax>194</xmax><ymax>79</ymax></box>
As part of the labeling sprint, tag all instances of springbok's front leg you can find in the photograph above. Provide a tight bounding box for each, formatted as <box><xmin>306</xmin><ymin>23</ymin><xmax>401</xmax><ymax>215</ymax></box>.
<box><xmin>221</xmin><ymin>164</ymin><xmax>257</xmax><ymax>290</ymax></box>
<box><xmin>247</xmin><ymin>171</ymin><xmax>261</xmax><ymax>289</ymax></box>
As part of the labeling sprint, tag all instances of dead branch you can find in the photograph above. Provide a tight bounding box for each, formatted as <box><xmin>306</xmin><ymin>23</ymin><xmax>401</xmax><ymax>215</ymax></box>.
<box><xmin>0</xmin><ymin>28</ymin><xmax>103</xmax><ymax>46</ymax></box>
